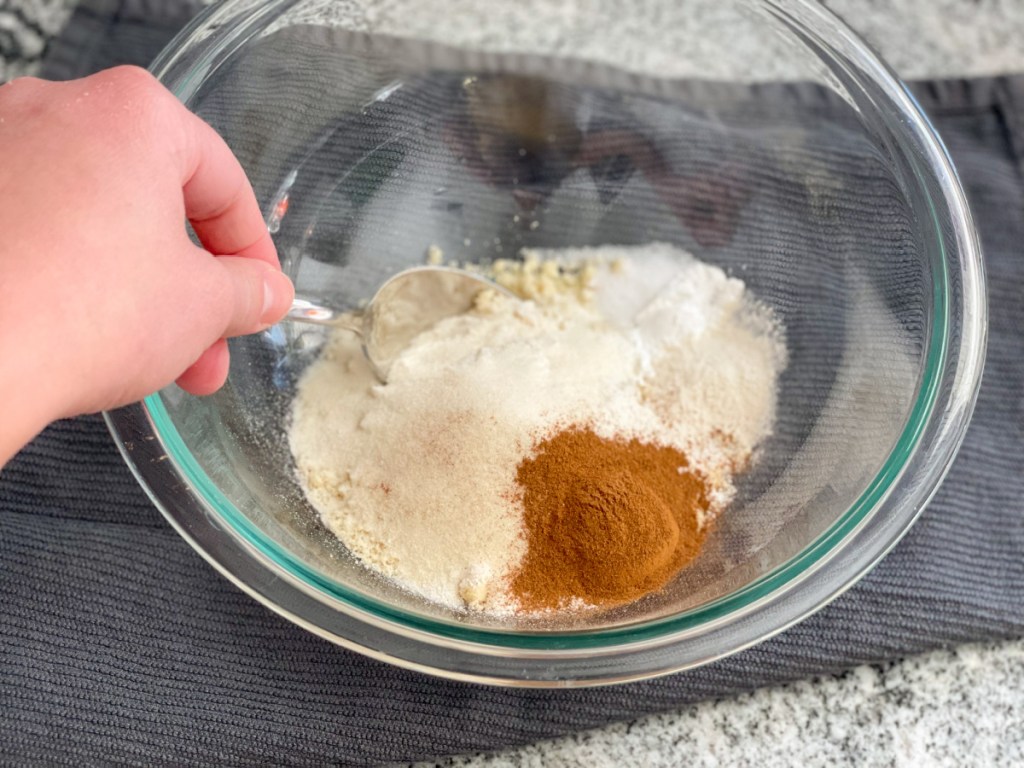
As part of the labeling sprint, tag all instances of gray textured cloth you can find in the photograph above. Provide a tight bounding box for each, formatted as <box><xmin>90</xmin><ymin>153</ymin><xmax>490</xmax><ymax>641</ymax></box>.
<box><xmin>1</xmin><ymin>1</ymin><xmax>1023</xmax><ymax>765</ymax></box>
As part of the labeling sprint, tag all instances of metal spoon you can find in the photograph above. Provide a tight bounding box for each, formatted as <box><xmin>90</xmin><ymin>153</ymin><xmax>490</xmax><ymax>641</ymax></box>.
<box><xmin>285</xmin><ymin>266</ymin><xmax>512</xmax><ymax>382</ymax></box>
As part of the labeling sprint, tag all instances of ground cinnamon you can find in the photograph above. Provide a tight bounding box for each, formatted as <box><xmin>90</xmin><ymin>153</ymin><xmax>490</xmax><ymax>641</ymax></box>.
<box><xmin>509</xmin><ymin>426</ymin><xmax>711</xmax><ymax>611</ymax></box>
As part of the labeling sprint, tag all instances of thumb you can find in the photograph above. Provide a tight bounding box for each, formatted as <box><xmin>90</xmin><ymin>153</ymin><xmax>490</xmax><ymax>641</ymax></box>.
<box><xmin>213</xmin><ymin>255</ymin><xmax>294</xmax><ymax>338</ymax></box>
<box><xmin>172</xmin><ymin>257</ymin><xmax>293</xmax><ymax>397</ymax></box>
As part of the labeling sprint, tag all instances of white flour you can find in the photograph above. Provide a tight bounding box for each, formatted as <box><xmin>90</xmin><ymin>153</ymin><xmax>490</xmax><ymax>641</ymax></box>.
<box><xmin>288</xmin><ymin>243</ymin><xmax>786</xmax><ymax>612</ymax></box>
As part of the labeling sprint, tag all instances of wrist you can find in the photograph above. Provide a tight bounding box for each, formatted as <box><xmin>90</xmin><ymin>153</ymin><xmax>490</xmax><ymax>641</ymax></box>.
<box><xmin>0</xmin><ymin>328</ymin><xmax>67</xmax><ymax>467</ymax></box>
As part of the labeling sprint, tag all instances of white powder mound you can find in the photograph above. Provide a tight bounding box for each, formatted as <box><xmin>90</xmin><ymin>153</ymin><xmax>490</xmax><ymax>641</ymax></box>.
<box><xmin>288</xmin><ymin>243</ymin><xmax>786</xmax><ymax>612</ymax></box>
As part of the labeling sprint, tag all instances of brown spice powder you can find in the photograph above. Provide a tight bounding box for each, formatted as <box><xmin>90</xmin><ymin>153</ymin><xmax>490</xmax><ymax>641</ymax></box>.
<box><xmin>509</xmin><ymin>426</ymin><xmax>711</xmax><ymax>612</ymax></box>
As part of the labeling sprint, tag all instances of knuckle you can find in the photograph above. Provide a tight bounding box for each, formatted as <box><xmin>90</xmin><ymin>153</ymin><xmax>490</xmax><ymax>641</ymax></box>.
<box><xmin>209</xmin><ymin>266</ymin><xmax>239</xmax><ymax>324</ymax></box>
<box><xmin>189</xmin><ymin>174</ymin><xmax>245</xmax><ymax>223</ymax></box>
<box><xmin>238</xmin><ymin>269</ymin><xmax>266</xmax><ymax>328</ymax></box>
<box><xmin>96</xmin><ymin>66</ymin><xmax>174</xmax><ymax>126</ymax></box>
<box><xmin>221</xmin><ymin>260</ymin><xmax>267</xmax><ymax>334</ymax></box>
<box><xmin>82</xmin><ymin>66</ymin><xmax>183</xmax><ymax>158</ymax></box>
<box><xmin>103</xmin><ymin>65</ymin><xmax>161</xmax><ymax>94</ymax></box>
<box><xmin>1</xmin><ymin>75</ymin><xmax>45</xmax><ymax>92</ymax></box>
<box><xmin>0</xmin><ymin>76</ymin><xmax>48</xmax><ymax>110</ymax></box>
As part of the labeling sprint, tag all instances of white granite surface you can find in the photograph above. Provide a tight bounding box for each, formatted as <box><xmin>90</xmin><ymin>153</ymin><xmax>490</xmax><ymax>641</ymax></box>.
<box><xmin>4</xmin><ymin>0</ymin><xmax>1024</xmax><ymax>81</ymax></box>
<box><xmin>827</xmin><ymin>0</ymin><xmax>1024</xmax><ymax>80</ymax></box>
<box><xmin>422</xmin><ymin>639</ymin><xmax>1024</xmax><ymax>767</ymax></box>
<box><xmin>2</xmin><ymin>1</ymin><xmax>1023</xmax><ymax>765</ymax></box>
<box><xmin>0</xmin><ymin>0</ymin><xmax>77</xmax><ymax>80</ymax></box>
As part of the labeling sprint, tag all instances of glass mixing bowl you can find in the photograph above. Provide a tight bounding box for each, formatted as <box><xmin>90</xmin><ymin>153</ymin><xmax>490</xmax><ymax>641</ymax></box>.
<box><xmin>107</xmin><ymin>0</ymin><xmax>986</xmax><ymax>685</ymax></box>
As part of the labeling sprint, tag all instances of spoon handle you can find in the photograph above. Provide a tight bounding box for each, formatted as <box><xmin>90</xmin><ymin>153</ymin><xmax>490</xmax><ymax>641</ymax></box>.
<box><xmin>285</xmin><ymin>299</ymin><xmax>361</xmax><ymax>336</ymax></box>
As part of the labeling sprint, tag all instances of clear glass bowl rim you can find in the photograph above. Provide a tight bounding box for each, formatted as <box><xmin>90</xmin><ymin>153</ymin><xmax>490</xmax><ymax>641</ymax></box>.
<box><xmin>106</xmin><ymin>0</ymin><xmax>987</xmax><ymax>685</ymax></box>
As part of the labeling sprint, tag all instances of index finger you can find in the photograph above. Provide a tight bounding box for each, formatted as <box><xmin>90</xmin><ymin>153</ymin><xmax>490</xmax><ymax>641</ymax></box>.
<box><xmin>177</xmin><ymin>109</ymin><xmax>279</xmax><ymax>266</ymax></box>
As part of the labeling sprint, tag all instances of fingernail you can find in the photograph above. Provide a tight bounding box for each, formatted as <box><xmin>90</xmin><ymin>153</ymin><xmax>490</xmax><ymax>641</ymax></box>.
<box><xmin>261</xmin><ymin>270</ymin><xmax>293</xmax><ymax>325</ymax></box>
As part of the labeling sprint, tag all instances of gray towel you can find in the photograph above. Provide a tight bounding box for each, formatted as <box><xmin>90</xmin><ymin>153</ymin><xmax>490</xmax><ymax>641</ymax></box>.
<box><xmin>1</xmin><ymin>1</ymin><xmax>1022</xmax><ymax>765</ymax></box>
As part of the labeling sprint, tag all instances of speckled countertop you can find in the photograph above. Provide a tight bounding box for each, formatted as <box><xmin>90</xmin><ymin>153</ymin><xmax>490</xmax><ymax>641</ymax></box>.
<box><xmin>2</xmin><ymin>1</ymin><xmax>1023</xmax><ymax>766</ymax></box>
<box><xmin>421</xmin><ymin>640</ymin><xmax>1024</xmax><ymax>767</ymax></box>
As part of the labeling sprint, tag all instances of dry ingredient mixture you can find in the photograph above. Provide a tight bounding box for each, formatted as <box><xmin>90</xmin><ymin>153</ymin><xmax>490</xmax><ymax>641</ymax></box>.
<box><xmin>288</xmin><ymin>243</ymin><xmax>787</xmax><ymax>615</ymax></box>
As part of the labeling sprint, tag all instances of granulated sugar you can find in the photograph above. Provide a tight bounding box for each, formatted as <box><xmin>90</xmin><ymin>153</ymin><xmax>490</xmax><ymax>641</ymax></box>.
<box><xmin>288</xmin><ymin>243</ymin><xmax>786</xmax><ymax>613</ymax></box>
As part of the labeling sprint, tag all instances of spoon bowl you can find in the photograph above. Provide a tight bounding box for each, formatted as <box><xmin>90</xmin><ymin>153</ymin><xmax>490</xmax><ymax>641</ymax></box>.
<box><xmin>284</xmin><ymin>266</ymin><xmax>513</xmax><ymax>380</ymax></box>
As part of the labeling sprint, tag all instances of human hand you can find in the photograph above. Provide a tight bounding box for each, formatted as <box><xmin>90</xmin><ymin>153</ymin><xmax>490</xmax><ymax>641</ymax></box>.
<box><xmin>0</xmin><ymin>66</ymin><xmax>294</xmax><ymax>464</ymax></box>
